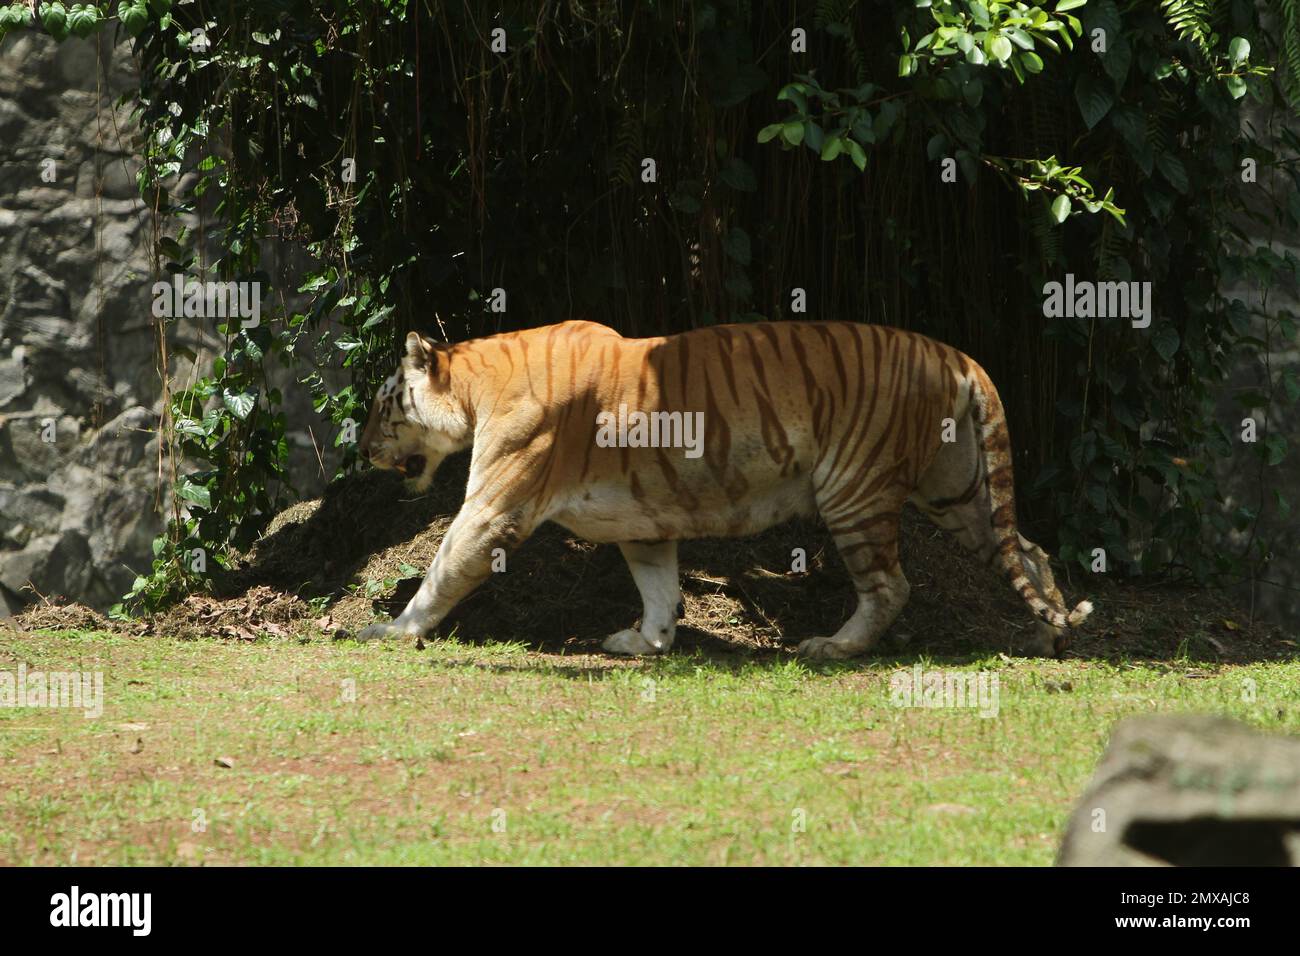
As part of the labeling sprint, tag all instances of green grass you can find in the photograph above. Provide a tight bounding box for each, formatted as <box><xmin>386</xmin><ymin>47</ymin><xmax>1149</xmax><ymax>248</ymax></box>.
<box><xmin>1</xmin><ymin>628</ymin><xmax>1298</xmax><ymax>865</ymax></box>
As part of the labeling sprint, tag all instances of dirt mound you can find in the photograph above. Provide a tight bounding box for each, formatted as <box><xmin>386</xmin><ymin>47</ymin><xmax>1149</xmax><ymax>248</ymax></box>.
<box><xmin>9</xmin><ymin>451</ymin><xmax>1294</xmax><ymax>664</ymax></box>
<box><xmin>148</xmin><ymin>585</ymin><xmax>317</xmax><ymax>642</ymax></box>
<box><xmin>12</xmin><ymin>599</ymin><xmax>117</xmax><ymax>633</ymax></box>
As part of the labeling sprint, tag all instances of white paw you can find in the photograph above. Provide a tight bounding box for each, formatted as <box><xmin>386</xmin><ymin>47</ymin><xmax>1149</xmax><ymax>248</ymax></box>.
<box><xmin>356</xmin><ymin>621</ymin><xmax>413</xmax><ymax>643</ymax></box>
<box><xmin>602</xmin><ymin>628</ymin><xmax>662</xmax><ymax>656</ymax></box>
<box><xmin>797</xmin><ymin>636</ymin><xmax>854</xmax><ymax>660</ymax></box>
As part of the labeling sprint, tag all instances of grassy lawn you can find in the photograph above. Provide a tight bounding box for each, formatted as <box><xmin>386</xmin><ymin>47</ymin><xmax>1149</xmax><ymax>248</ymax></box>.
<box><xmin>2</xmin><ymin>627</ymin><xmax>1298</xmax><ymax>865</ymax></box>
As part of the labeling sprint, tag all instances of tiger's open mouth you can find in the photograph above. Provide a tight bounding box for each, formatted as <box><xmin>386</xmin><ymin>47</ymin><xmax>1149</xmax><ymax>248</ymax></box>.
<box><xmin>396</xmin><ymin>454</ymin><xmax>428</xmax><ymax>479</ymax></box>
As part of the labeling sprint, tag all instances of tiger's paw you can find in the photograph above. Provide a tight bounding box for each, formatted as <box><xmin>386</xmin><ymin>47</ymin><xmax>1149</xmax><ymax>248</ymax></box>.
<box><xmin>796</xmin><ymin>636</ymin><xmax>858</xmax><ymax>660</ymax></box>
<box><xmin>602</xmin><ymin>628</ymin><xmax>663</xmax><ymax>656</ymax></box>
<box><xmin>356</xmin><ymin>620</ymin><xmax>418</xmax><ymax>643</ymax></box>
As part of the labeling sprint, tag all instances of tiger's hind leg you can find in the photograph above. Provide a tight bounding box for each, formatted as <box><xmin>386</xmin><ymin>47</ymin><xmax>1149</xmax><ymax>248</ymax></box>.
<box><xmin>798</xmin><ymin>504</ymin><xmax>910</xmax><ymax>661</ymax></box>
<box><xmin>603</xmin><ymin>540</ymin><xmax>680</xmax><ymax>656</ymax></box>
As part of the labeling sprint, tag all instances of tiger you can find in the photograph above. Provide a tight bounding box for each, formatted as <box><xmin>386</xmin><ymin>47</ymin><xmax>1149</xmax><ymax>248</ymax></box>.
<box><xmin>355</xmin><ymin>320</ymin><xmax>1092</xmax><ymax>658</ymax></box>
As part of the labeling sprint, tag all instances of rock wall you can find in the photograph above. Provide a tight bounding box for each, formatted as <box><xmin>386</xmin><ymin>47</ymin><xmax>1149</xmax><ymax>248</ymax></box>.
<box><xmin>0</xmin><ymin>31</ymin><xmax>341</xmax><ymax>615</ymax></box>
<box><xmin>0</xmin><ymin>31</ymin><xmax>162</xmax><ymax>614</ymax></box>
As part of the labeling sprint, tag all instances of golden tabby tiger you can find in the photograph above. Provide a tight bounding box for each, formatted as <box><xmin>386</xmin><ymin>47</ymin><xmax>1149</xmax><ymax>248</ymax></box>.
<box><xmin>355</xmin><ymin>320</ymin><xmax>1091</xmax><ymax>657</ymax></box>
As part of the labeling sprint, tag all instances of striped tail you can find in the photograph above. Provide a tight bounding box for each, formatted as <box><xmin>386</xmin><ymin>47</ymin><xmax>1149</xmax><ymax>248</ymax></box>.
<box><xmin>968</xmin><ymin>368</ymin><xmax>1093</xmax><ymax>631</ymax></box>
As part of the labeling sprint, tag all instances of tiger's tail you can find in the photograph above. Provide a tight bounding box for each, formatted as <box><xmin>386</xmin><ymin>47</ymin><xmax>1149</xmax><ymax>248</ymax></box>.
<box><xmin>967</xmin><ymin>366</ymin><xmax>1093</xmax><ymax>632</ymax></box>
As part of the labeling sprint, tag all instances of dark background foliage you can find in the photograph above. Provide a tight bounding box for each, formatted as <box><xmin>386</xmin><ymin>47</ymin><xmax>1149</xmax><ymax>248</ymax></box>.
<box><xmin>5</xmin><ymin>0</ymin><xmax>1297</xmax><ymax>610</ymax></box>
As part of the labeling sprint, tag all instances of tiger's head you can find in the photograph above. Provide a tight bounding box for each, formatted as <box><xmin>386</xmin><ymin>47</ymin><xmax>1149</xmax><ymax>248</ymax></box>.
<box><xmin>358</xmin><ymin>332</ymin><xmax>472</xmax><ymax>491</ymax></box>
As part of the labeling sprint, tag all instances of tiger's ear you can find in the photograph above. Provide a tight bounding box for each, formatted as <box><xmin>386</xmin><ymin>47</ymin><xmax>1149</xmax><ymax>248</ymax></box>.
<box><xmin>403</xmin><ymin>332</ymin><xmax>449</xmax><ymax>386</ymax></box>
<box><xmin>404</xmin><ymin>331</ymin><xmax>435</xmax><ymax>363</ymax></box>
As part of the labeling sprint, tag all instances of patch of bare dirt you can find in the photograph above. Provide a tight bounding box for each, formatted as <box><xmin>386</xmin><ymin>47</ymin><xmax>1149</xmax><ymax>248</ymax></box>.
<box><xmin>11</xmin><ymin>451</ymin><xmax>1294</xmax><ymax>663</ymax></box>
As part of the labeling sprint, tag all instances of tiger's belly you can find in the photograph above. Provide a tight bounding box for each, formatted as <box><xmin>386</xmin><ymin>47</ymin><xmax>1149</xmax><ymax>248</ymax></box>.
<box><xmin>548</xmin><ymin>474</ymin><xmax>818</xmax><ymax>544</ymax></box>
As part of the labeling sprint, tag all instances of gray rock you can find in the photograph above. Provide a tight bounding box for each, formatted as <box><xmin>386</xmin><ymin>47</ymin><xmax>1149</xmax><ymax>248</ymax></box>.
<box><xmin>1057</xmin><ymin>715</ymin><xmax>1300</xmax><ymax>866</ymax></box>
<box><xmin>0</xmin><ymin>347</ymin><xmax>27</xmax><ymax>406</ymax></box>
<box><xmin>0</xmin><ymin>485</ymin><xmax>65</xmax><ymax>544</ymax></box>
<box><xmin>0</xmin><ymin>529</ymin><xmax>91</xmax><ymax>600</ymax></box>
<box><xmin>55</xmin><ymin>36</ymin><xmax>102</xmax><ymax>88</ymax></box>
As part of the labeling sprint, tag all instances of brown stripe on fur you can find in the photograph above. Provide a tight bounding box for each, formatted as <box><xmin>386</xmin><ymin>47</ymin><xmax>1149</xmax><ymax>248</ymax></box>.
<box><xmin>967</xmin><ymin>363</ymin><xmax>1092</xmax><ymax>631</ymax></box>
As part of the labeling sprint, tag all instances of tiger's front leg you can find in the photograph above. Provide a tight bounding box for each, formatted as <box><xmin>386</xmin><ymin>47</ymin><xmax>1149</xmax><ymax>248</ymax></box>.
<box><xmin>356</xmin><ymin>500</ymin><xmax>532</xmax><ymax>643</ymax></box>
<box><xmin>602</xmin><ymin>540</ymin><xmax>681</xmax><ymax>656</ymax></box>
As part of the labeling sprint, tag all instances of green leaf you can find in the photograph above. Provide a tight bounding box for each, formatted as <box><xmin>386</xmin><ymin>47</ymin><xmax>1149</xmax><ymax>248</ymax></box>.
<box><xmin>67</xmin><ymin>3</ymin><xmax>100</xmax><ymax>38</ymax></box>
<box><xmin>241</xmin><ymin>334</ymin><xmax>265</xmax><ymax>363</ymax></box>
<box><xmin>723</xmin><ymin>227</ymin><xmax>751</xmax><ymax>266</ymax></box>
<box><xmin>1056</xmin><ymin>0</ymin><xmax>1087</xmax><ymax>11</ymax></box>
<box><xmin>803</xmin><ymin>121</ymin><xmax>825</xmax><ymax>154</ymax></box>
<box><xmin>847</xmin><ymin>139</ymin><xmax>868</xmax><ymax>172</ymax></box>
<box><xmin>175</xmin><ymin>416</ymin><xmax>200</xmax><ymax>437</ymax></box>
<box><xmin>1050</xmin><ymin>194</ymin><xmax>1071</xmax><ymax>223</ymax></box>
<box><xmin>1</xmin><ymin>4</ymin><xmax>33</xmax><ymax>28</ymax></box>
<box><xmin>820</xmin><ymin>135</ymin><xmax>843</xmax><ymax>161</ymax></box>
<box><xmin>780</xmin><ymin>120</ymin><xmax>805</xmax><ymax>146</ymax></box>
<box><xmin>1155</xmin><ymin>153</ymin><xmax>1189</xmax><ymax>194</ymax></box>
<box><xmin>118</xmin><ymin>0</ymin><xmax>148</xmax><ymax>36</ymax></box>
<box><xmin>1264</xmin><ymin>434</ymin><xmax>1288</xmax><ymax>466</ymax></box>
<box><xmin>178</xmin><ymin>480</ymin><xmax>212</xmax><ymax>510</ymax></box>
<box><xmin>1108</xmin><ymin>105</ymin><xmax>1153</xmax><ymax>174</ymax></box>
<box><xmin>1080</xmin><ymin>0</ymin><xmax>1121</xmax><ymax>48</ymax></box>
<box><xmin>1074</xmin><ymin>72</ymin><xmax>1114</xmax><ymax>129</ymax></box>
<box><xmin>1225</xmin><ymin>75</ymin><xmax>1247</xmax><ymax>100</ymax></box>
<box><xmin>222</xmin><ymin>388</ymin><xmax>256</xmax><ymax>420</ymax></box>
<box><xmin>1152</xmin><ymin>324</ymin><xmax>1180</xmax><ymax>362</ymax></box>
<box><xmin>360</xmin><ymin>304</ymin><xmax>395</xmax><ymax>331</ymax></box>
<box><xmin>1101</xmin><ymin>36</ymin><xmax>1131</xmax><ymax>86</ymax></box>
<box><xmin>756</xmin><ymin>123</ymin><xmax>783</xmax><ymax>144</ymax></box>
<box><xmin>1007</xmin><ymin>28</ymin><xmax>1034</xmax><ymax>51</ymax></box>
<box><xmin>989</xmin><ymin>35</ymin><xmax>1013</xmax><ymax>63</ymax></box>
<box><xmin>955</xmin><ymin>149</ymin><xmax>979</xmax><ymax>182</ymax></box>
<box><xmin>158</xmin><ymin>236</ymin><xmax>185</xmax><ymax>260</ymax></box>
<box><xmin>40</xmin><ymin>2</ymin><xmax>68</xmax><ymax>40</ymax></box>
<box><xmin>1282</xmin><ymin>370</ymin><xmax>1300</xmax><ymax>403</ymax></box>
<box><xmin>1228</xmin><ymin>37</ymin><xmax>1250</xmax><ymax>68</ymax></box>
<box><xmin>776</xmin><ymin>84</ymin><xmax>809</xmax><ymax>113</ymax></box>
